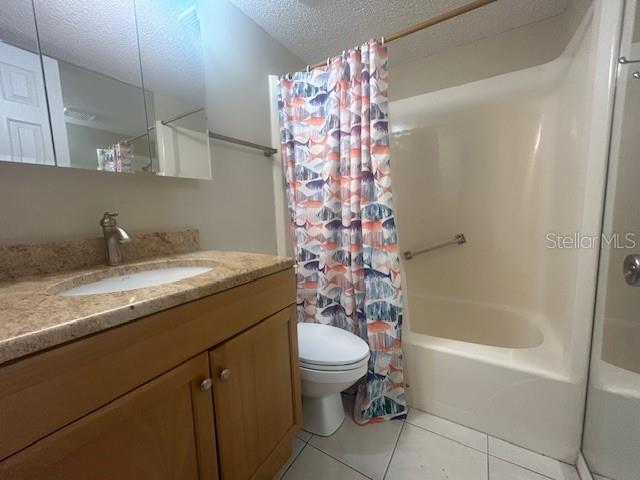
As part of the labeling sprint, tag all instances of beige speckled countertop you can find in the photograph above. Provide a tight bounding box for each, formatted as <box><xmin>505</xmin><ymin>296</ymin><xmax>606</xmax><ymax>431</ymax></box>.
<box><xmin>0</xmin><ymin>250</ymin><xmax>294</xmax><ymax>365</ymax></box>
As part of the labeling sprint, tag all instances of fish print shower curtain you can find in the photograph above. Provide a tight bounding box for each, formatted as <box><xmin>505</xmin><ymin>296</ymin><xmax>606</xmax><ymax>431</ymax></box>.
<box><xmin>278</xmin><ymin>40</ymin><xmax>406</xmax><ymax>423</ymax></box>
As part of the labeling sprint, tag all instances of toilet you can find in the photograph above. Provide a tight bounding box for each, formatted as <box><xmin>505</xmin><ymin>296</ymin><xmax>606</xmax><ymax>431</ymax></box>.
<box><xmin>297</xmin><ymin>323</ymin><xmax>370</xmax><ymax>436</ymax></box>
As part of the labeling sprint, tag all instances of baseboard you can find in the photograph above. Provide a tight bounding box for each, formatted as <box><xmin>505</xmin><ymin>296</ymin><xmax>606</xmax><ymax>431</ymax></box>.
<box><xmin>576</xmin><ymin>451</ymin><xmax>594</xmax><ymax>480</ymax></box>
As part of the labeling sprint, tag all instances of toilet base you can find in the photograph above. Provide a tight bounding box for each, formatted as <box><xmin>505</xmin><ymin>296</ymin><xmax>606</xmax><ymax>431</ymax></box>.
<box><xmin>302</xmin><ymin>393</ymin><xmax>345</xmax><ymax>436</ymax></box>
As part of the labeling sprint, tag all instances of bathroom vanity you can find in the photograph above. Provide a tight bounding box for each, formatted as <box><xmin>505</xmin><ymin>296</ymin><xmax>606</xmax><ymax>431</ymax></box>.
<box><xmin>0</xmin><ymin>244</ymin><xmax>299</xmax><ymax>479</ymax></box>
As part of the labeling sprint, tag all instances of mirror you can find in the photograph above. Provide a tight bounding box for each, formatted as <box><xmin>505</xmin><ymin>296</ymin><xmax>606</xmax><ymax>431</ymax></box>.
<box><xmin>0</xmin><ymin>0</ymin><xmax>211</xmax><ymax>179</ymax></box>
<box><xmin>135</xmin><ymin>0</ymin><xmax>211</xmax><ymax>179</ymax></box>
<box><xmin>32</xmin><ymin>0</ymin><xmax>151</xmax><ymax>173</ymax></box>
<box><xmin>0</xmin><ymin>0</ymin><xmax>56</xmax><ymax>166</ymax></box>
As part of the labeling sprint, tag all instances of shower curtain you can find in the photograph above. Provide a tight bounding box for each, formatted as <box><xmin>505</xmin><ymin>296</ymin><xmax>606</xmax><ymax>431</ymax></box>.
<box><xmin>278</xmin><ymin>40</ymin><xmax>406</xmax><ymax>424</ymax></box>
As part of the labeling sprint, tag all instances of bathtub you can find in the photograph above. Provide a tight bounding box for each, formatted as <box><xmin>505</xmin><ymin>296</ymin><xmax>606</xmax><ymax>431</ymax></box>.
<box><xmin>404</xmin><ymin>293</ymin><xmax>584</xmax><ymax>462</ymax></box>
<box><xmin>390</xmin><ymin>4</ymin><xmax>606</xmax><ymax>462</ymax></box>
<box><xmin>410</xmin><ymin>294</ymin><xmax>544</xmax><ymax>349</ymax></box>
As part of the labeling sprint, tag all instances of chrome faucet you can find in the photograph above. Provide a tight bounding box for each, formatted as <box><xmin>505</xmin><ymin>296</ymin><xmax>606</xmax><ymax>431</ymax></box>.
<box><xmin>100</xmin><ymin>212</ymin><xmax>131</xmax><ymax>266</ymax></box>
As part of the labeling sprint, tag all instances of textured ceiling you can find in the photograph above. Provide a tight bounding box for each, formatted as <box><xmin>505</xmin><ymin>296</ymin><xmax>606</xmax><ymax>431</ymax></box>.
<box><xmin>33</xmin><ymin>0</ymin><xmax>142</xmax><ymax>85</ymax></box>
<box><xmin>228</xmin><ymin>0</ymin><xmax>570</xmax><ymax>66</ymax></box>
<box><xmin>0</xmin><ymin>1</ymin><xmax>40</xmax><ymax>52</ymax></box>
<box><xmin>0</xmin><ymin>0</ymin><xmax>204</xmax><ymax>104</ymax></box>
<box><xmin>0</xmin><ymin>0</ymin><xmax>571</xmax><ymax>98</ymax></box>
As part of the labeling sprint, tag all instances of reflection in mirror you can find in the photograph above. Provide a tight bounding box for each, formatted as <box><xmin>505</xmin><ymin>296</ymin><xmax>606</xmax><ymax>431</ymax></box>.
<box><xmin>135</xmin><ymin>0</ymin><xmax>211</xmax><ymax>180</ymax></box>
<box><xmin>32</xmin><ymin>0</ymin><xmax>151</xmax><ymax>173</ymax></box>
<box><xmin>0</xmin><ymin>0</ymin><xmax>57</xmax><ymax>166</ymax></box>
<box><xmin>620</xmin><ymin>0</ymin><xmax>640</xmax><ymax>61</ymax></box>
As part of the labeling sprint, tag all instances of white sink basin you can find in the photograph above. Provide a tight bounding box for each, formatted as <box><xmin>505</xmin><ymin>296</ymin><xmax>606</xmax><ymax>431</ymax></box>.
<box><xmin>59</xmin><ymin>266</ymin><xmax>212</xmax><ymax>296</ymax></box>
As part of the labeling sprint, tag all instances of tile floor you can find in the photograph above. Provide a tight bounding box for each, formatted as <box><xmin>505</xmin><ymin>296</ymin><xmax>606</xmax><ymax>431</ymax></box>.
<box><xmin>275</xmin><ymin>394</ymin><xmax>581</xmax><ymax>480</ymax></box>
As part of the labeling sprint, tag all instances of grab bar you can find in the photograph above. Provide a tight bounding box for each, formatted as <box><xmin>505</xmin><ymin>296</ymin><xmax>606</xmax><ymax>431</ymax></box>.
<box><xmin>403</xmin><ymin>233</ymin><xmax>466</xmax><ymax>260</ymax></box>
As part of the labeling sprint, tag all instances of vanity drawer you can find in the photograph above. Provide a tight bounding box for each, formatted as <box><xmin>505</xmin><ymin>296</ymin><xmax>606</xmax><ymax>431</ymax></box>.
<box><xmin>0</xmin><ymin>268</ymin><xmax>295</xmax><ymax>460</ymax></box>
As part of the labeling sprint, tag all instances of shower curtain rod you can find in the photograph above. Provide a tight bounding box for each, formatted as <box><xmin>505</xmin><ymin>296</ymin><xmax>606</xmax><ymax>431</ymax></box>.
<box><xmin>303</xmin><ymin>0</ymin><xmax>498</xmax><ymax>71</ymax></box>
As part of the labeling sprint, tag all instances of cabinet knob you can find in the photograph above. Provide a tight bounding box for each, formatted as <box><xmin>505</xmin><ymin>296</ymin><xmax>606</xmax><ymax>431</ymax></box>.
<box><xmin>200</xmin><ymin>377</ymin><xmax>213</xmax><ymax>391</ymax></box>
<box><xmin>219</xmin><ymin>368</ymin><xmax>231</xmax><ymax>381</ymax></box>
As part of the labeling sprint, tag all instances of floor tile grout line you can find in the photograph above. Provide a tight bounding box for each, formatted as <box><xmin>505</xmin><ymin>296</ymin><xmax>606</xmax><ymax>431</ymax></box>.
<box><xmin>305</xmin><ymin>404</ymin><xmax>405</xmax><ymax>480</ymax></box>
<box><xmin>382</xmin><ymin>417</ymin><xmax>406</xmax><ymax>480</ymax></box>
<box><xmin>410</xmin><ymin>410</ymin><xmax>577</xmax><ymax>471</ymax></box>
<box><xmin>489</xmin><ymin>454</ymin><xmax>572</xmax><ymax>480</ymax></box>
<box><xmin>305</xmin><ymin>443</ymin><xmax>376</xmax><ymax>479</ymax></box>
<box><xmin>409</xmin><ymin>408</ymin><xmax>580</xmax><ymax>473</ymax></box>
<box><xmin>404</xmin><ymin>420</ymin><xmax>489</xmax><ymax>455</ymax></box>
<box><xmin>297</xmin><ymin>422</ymin><xmax>577</xmax><ymax>480</ymax></box>
<box><xmin>408</xmin><ymin>408</ymin><xmax>490</xmax><ymax>437</ymax></box>
<box><xmin>488</xmin><ymin>436</ymin><xmax>579</xmax><ymax>469</ymax></box>
<box><xmin>297</xmin><ymin>414</ymin><xmax>578</xmax><ymax>480</ymax></box>
<box><xmin>280</xmin><ymin>442</ymin><xmax>307</xmax><ymax>480</ymax></box>
<box><xmin>487</xmin><ymin>435</ymin><xmax>490</xmax><ymax>480</ymax></box>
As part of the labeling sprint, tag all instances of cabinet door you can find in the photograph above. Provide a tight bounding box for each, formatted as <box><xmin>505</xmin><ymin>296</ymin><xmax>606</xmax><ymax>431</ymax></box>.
<box><xmin>0</xmin><ymin>354</ymin><xmax>218</xmax><ymax>480</ymax></box>
<box><xmin>210</xmin><ymin>306</ymin><xmax>302</xmax><ymax>479</ymax></box>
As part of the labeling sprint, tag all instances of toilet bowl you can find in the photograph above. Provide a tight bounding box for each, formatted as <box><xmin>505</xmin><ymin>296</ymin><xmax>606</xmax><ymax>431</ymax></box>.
<box><xmin>297</xmin><ymin>323</ymin><xmax>370</xmax><ymax>436</ymax></box>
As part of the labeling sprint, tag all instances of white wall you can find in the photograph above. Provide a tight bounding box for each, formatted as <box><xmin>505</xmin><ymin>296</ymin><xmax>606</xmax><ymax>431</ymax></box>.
<box><xmin>0</xmin><ymin>0</ymin><xmax>303</xmax><ymax>252</ymax></box>
<box><xmin>389</xmin><ymin>0</ymin><xmax>591</xmax><ymax>101</ymax></box>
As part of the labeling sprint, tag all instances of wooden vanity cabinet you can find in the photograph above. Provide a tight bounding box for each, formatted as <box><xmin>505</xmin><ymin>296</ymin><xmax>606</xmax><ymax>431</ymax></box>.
<box><xmin>0</xmin><ymin>269</ymin><xmax>300</xmax><ymax>480</ymax></box>
<box><xmin>0</xmin><ymin>354</ymin><xmax>218</xmax><ymax>480</ymax></box>
<box><xmin>211</xmin><ymin>305</ymin><xmax>301</xmax><ymax>480</ymax></box>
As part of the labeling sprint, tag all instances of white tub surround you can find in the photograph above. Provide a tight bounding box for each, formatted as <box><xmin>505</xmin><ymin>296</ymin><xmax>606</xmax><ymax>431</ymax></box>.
<box><xmin>391</xmin><ymin>1</ymin><xmax>621</xmax><ymax>463</ymax></box>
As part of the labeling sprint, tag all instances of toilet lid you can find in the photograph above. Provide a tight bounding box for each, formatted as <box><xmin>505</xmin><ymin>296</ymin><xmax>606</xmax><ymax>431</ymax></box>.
<box><xmin>297</xmin><ymin>323</ymin><xmax>370</xmax><ymax>367</ymax></box>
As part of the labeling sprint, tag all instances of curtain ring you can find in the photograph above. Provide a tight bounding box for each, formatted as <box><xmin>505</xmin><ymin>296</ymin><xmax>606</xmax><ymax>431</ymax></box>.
<box><xmin>380</xmin><ymin>36</ymin><xmax>385</xmax><ymax>46</ymax></box>
<box><xmin>306</xmin><ymin>65</ymin><xmax>310</xmax><ymax>73</ymax></box>
<box><xmin>326</xmin><ymin>57</ymin><xmax>331</xmax><ymax>66</ymax></box>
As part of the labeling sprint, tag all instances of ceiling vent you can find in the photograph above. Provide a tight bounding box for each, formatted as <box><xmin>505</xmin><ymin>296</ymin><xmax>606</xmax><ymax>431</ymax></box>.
<box><xmin>178</xmin><ymin>4</ymin><xmax>200</xmax><ymax>37</ymax></box>
<box><xmin>64</xmin><ymin>106</ymin><xmax>98</xmax><ymax>123</ymax></box>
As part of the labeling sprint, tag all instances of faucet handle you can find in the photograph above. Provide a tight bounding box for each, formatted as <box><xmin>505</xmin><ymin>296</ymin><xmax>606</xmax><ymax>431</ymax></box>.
<box><xmin>100</xmin><ymin>212</ymin><xmax>119</xmax><ymax>227</ymax></box>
